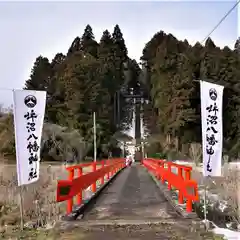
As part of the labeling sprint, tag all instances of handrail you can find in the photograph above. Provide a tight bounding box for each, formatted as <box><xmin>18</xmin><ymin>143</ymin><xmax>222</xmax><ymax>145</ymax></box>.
<box><xmin>142</xmin><ymin>158</ymin><xmax>199</xmax><ymax>212</ymax></box>
<box><xmin>56</xmin><ymin>158</ymin><xmax>125</xmax><ymax>214</ymax></box>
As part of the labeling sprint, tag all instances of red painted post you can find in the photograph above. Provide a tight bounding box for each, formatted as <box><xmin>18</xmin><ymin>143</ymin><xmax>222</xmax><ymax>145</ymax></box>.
<box><xmin>107</xmin><ymin>160</ymin><xmax>110</xmax><ymax>180</ymax></box>
<box><xmin>185</xmin><ymin>169</ymin><xmax>191</xmax><ymax>181</ymax></box>
<box><xmin>67</xmin><ymin>168</ymin><xmax>74</xmax><ymax>214</ymax></box>
<box><xmin>101</xmin><ymin>160</ymin><xmax>105</xmax><ymax>185</ymax></box>
<box><xmin>186</xmin><ymin>198</ymin><xmax>192</xmax><ymax>212</ymax></box>
<box><xmin>91</xmin><ymin>162</ymin><xmax>97</xmax><ymax>192</ymax></box>
<box><xmin>112</xmin><ymin>163</ymin><xmax>115</xmax><ymax>175</ymax></box>
<box><xmin>141</xmin><ymin>159</ymin><xmax>197</xmax><ymax>214</ymax></box>
<box><xmin>156</xmin><ymin>161</ymin><xmax>161</xmax><ymax>180</ymax></box>
<box><xmin>178</xmin><ymin>167</ymin><xmax>184</xmax><ymax>204</ymax></box>
<box><xmin>76</xmin><ymin>167</ymin><xmax>82</xmax><ymax>205</ymax></box>
<box><xmin>112</xmin><ymin>166</ymin><xmax>115</xmax><ymax>175</ymax></box>
<box><xmin>110</xmin><ymin>161</ymin><xmax>113</xmax><ymax>177</ymax></box>
<box><xmin>159</xmin><ymin>162</ymin><xmax>164</xmax><ymax>183</ymax></box>
<box><xmin>167</xmin><ymin>163</ymin><xmax>172</xmax><ymax>190</ymax></box>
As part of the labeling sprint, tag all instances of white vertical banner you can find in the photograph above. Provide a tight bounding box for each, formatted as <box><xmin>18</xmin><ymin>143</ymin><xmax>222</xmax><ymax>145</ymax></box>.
<box><xmin>13</xmin><ymin>90</ymin><xmax>46</xmax><ymax>186</ymax></box>
<box><xmin>200</xmin><ymin>81</ymin><xmax>224</xmax><ymax>177</ymax></box>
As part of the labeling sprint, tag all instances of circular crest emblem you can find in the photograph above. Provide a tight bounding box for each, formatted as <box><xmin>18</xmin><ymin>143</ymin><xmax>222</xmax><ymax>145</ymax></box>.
<box><xmin>24</xmin><ymin>95</ymin><xmax>37</xmax><ymax>108</ymax></box>
<box><xmin>209</xmin><ymin>88</ymin><xmax>217</xmax><ymax>101</ymax></box>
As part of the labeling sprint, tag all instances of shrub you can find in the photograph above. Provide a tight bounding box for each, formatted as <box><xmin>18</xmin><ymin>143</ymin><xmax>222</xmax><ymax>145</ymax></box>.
<box><xmin>0</xmin><ymin>112</ymin><xmax>89</xmax><ymax>163</ymax></box>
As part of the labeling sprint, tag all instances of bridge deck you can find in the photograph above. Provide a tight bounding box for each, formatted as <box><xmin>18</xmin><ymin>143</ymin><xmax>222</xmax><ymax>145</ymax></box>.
<box><xmin>58</xmin><ymin>164</ymin><xmax>215</xmax><ymax>239</ymax></box>
<box><xmin>83</xmin><ymin>164</ymin><xmax>180</xmax><ymax>221</ymax></box>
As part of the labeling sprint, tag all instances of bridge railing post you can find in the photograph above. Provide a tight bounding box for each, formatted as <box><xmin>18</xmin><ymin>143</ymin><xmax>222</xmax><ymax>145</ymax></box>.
<box><xmin>57</xmin><ymin>158</ymin><xmax>127</xmax><ymax>216</ymax></box>
<box><xmin>113</xmin><ymin>159</ymin><xmax>116</xmax><ymax>174</ymax></box>
<box><xmin>67</xmin><ymin>168</ymin><xmax>74</xmax><ymax>214</ymax></box>
<box><xmin>101</xmin><ymin>160</ymin><xmax>105</xmax><ymax>185</ymax></box>
<box><xmin>158</xmin><ymin>160</ymin><xmax>165</xmax><ymax>183</ymax></box>
<box><xmin>167</xmin><ymin>163</ymin><xmax>172</xmax><ymax>190</ymax></box>
<box><xmin>186</xmin><ymin>197</ymin><xmax>193</xmax><ymax>212</ymax></box>
<box><xmin>107</xmin><ymin>159</ymin><xmax>110</xmax><ymax>180</ymax></box>
<box><xmin>111</xmin><ymin>159</ymin><xmax>114</xmax><ymax>176</ymax></box>
<box><xmin>177</xmin><ymin>167</ymin><xmax>184</xmax><ymax>204</ymax></box>
<box><xmin>91</xmin><ymin>162</ymin><xmax>97</xmax><ymax>193</ymax></box>
<box><xmin>142</xmin><ymin>158</ymin><xmax>198</xmax><ymax>213</ymax></box>
<box><xmin>76</xmin><ymin>166</ymin><xmax>83</xmax><ymax>205</ymax></box>
<box><xmin>185</xmin><ymin>169</ymin><xmax>191</xmax><ymax>181</ymax></box>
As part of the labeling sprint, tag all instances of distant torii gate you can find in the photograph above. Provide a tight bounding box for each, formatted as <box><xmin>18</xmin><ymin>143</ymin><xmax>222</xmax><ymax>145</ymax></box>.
<box><xmin>123</xmin><ymin>92</ymin><xmax>146</xmax><ymax>161</ymax></box>
<box><xmin>114</xmin><ymin>80</ymin><xmax>149</xmax><ymax>161</ymax></box>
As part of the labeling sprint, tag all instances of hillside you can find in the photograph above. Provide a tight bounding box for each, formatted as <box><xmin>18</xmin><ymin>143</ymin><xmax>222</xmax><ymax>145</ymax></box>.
<box><xmin>0</xmin><ymin>25</ymin><xmax>240</xmax><ymax>162</ymax></box>
<box><xmin>0</xmin><ymin>24</ymin><xmax>140</xmax><ymax>162</ymax></box>
<box><xmin>142</xmin><ymin>32</ymin><xmax>240</xmax><ymax>161</ymax></box>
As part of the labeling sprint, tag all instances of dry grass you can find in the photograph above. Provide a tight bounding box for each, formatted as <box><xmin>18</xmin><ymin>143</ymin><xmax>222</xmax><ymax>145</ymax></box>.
<box><xmin>216</xmin><ymin>165</ymin><xmax>239</xmax><ymax>225</ymax></box>
<box><xmin>192</xmin><ymin>168</ymin><xmax>240</xmax><ymax>229</ymax></box>
<box><xmin>189</xmin><ymin>144</ymin><xmax>240</xmax><ymax>227</ymax></box>
<box><xmin>0</xmin><ymin>159</ymin><xmax>103</xmax><ymax>239</ymax></box>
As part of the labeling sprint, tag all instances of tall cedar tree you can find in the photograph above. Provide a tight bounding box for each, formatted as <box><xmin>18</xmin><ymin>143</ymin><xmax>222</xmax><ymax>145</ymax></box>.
<box><xmin>46</xmin><ymin>53</ymin><xmax>67</xmax><ymax>124</ymax></box>
<box><xmin>25</xmin><ymin>56</ymin><xmax>53</xmax><ymax>90</ymax></box>
<box><xmin>25</xmin><ymin>26</ymin><xmax>240</xmax><ymax>159</ymax></box>
<box><xmin>80</xmin><ymin>24</ymin><xmax>99</xmax><ymax>58</ymax></box>
<box><xmin>98</xmin><ymin>30</ymin><xmax>118</xmax><ymax>133</ymax></box>
<box><xmin>67</xmin><ymin>37</ymin><xmax>81</xmax><ymax>56</ymax></box>
<box><xmin>142</xmin><ymin>31</ymin><xmax>240</xmax><ymax>158</ymax></box>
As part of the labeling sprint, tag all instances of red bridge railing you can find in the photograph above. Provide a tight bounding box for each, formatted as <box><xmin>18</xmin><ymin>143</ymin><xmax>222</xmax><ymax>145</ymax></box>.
<box><xmin>142</xmin><ymin>158</ymin><xmax>199</xmax><ymax>212</ymax></box>
<box><xmin>56</xmin><ymin>158</ymin><xmax>125</xmax><ymax>214</ymax></box>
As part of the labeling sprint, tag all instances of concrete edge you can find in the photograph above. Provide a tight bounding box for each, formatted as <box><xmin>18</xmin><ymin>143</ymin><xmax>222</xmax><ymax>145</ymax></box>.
<box><xmin>61</xmin><ymin>166</ymin><xmax>127</xmax><ymax>221</ymax></box>
<box><xmin>144</xmin><ymin>167</ymin><xmax>198</xmax><ymax>219</ymax></box>
<box><xmin>72</xmin><ymin>219</ymin><xmax>177</xmax><ymax>226</ymax></box>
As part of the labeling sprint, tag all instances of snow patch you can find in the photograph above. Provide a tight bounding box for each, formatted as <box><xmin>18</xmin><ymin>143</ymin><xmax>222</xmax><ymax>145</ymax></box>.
<box><xmin>213</xmin><ymin>226</ymin><xmax>239</xmax><ymax>240</ymax></box>
<box><xmin>174</xmin><ymin>160</ymin><xmax>194</xmax><ymax>166</ymax></box>
<box><xmin>201</xmin><ymin>220</ymin><xmax>239</xmax><ymax>240</ymax></box>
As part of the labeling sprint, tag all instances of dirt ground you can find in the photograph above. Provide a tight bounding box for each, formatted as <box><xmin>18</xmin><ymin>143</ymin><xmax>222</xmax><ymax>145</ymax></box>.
<box><xmin>0</xmin><ymin>222</ymin><xmax>225</xmax><ymax>240</ymax></box>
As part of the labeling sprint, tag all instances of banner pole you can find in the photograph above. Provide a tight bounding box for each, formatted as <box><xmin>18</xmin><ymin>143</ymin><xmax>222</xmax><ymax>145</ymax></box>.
<box><xmin>203</xmin><ymin>180</ymin><xmax>208</xmax><ymax>230</ymax></box>
<box><xmin>199</xmin><ymin>80</ymin><xmax>224</xmax><ymax>230</ymax></box>
<box><xmin>13</xmin><ymin>89</ymin><xmax>47</xmax><ymax>230</ymax></box>
<box><xmin>13</xmin><ymin>89</ymin><xmax>24</xmax><ymax>231</ymax></box>
<box><xmin>19</xmin><ymin>185</ymin><xmax>24</xmax><ymax>230</ymax></box>
<box><xmin>93</xmin><ymin>112</ymin><xmax>97</xmax><ymax>162</ymax></box>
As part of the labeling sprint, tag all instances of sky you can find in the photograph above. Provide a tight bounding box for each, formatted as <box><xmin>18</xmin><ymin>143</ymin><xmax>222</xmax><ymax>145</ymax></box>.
<box><xmin>0</xmin><ymin>0</ymin><xmax>238</xmax><ymax>108</ymax></box>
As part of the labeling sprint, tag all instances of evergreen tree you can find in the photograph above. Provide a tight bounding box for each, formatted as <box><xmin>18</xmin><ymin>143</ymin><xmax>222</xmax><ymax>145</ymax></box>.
<box><xmin>111</xmin><ymin>25</ymin><xmax>128</xmax><ymax>91</ymax></box>
<box><xmin>98</xmin><ymin>30</ymin><xmax>117</xmax><ymax>132</ymax></box>
<box><xmin>46</xmin><ymin>53</ymin><xmax>67</xmax><ymax>124</ymax></box>
<box><xmin>234</xmin><ymin>38</ymin><xmax>240</xmax><ymax>53</ymax></box>
<box><xmin>112</xmin><ymin>24</ymin><xmax>128</xmax><ymax>60</ymax></box>
<box><xmin>25</xmin><ymin>56</ymin><xmax>52</xmax><ymax>90</ymax></box>
<box><xmin>67</xmin><ymin>37</ymin><xmax>81</xmax><ymax>56</ymax></box>
<box><xmin>21</xmin><ymin>27</ymin><xmax>240</xmax><ymax>161</ymax></box>
<box><xmin>80</xmin><ymin>24</ymin><xmax>99</xmax><ymax>58</ymax></box>
<box><xmin>141</xmin><ymin>31</ymin><xmax>240</xmax><ymax>158</ymax></box>
<box><xmin>51</xmin><ymin>53</ymin><xmax>66</xmax><ymax>68</ymax></box>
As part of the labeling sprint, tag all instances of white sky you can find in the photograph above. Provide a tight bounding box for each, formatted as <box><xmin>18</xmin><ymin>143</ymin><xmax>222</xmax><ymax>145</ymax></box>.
<box><xmin>0</xmin><ymin>1</ymin><xmax>238</xmax><ymax>107</ymax></box>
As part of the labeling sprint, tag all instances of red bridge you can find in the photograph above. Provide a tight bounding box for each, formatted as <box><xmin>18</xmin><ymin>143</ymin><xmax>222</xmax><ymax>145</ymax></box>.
<box><xmin>56</xmin><ymin>159</ymin><xmax>201</xmax><ymax>238</ymax></box>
